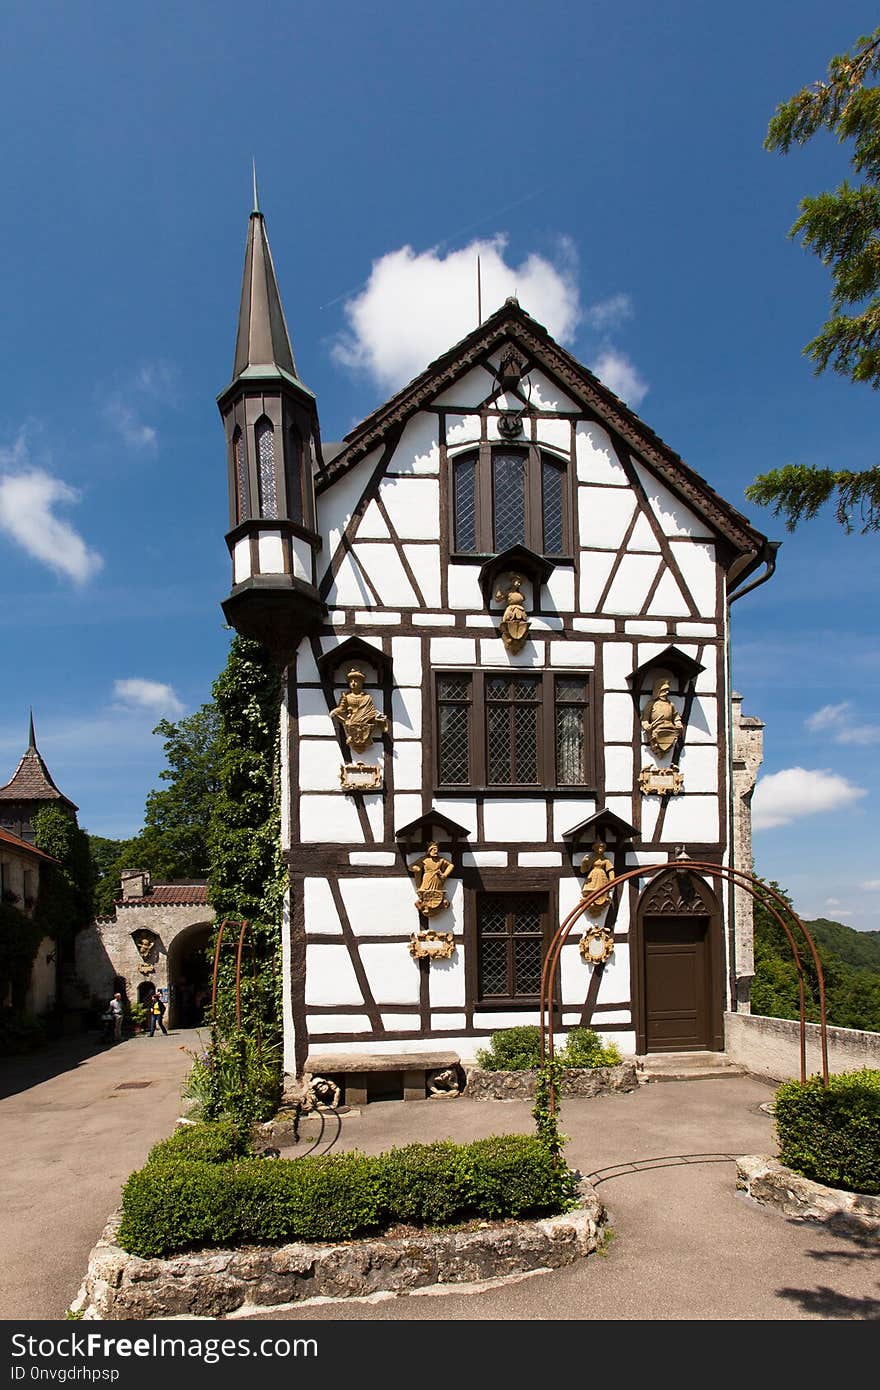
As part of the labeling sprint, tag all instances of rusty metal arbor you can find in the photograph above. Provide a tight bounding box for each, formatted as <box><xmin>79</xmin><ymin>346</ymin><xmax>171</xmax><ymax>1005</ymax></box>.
<box><xmin>210</xmin><ymin>917</ymin><xmax>263</xmax><ymax>1041</ymax></box>
<box><xmin>539</xmin><ymin>860</ymin><xmax>828</xmax><ymax>1122</ymax></box>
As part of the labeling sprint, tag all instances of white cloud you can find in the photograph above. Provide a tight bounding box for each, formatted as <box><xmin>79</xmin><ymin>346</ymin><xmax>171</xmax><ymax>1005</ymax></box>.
<box><xmin>0</xmin><ymin>437</ymin><xmax>103</xmax><ymax>584</ymax></box>
<box><xmin>332</xmin><ymin>235</ymin><xmax>581</xmax><ymax>393</ymax></box>
<box><xmin>584</xmin><ymin>293</ymin><xmax>633</xmax><ymax>330</ymax></box>
<box><xmin>589</xmin><ymin>349</ymin><xmax>649</xmax><ymax>408</ymax></box>
<box><xmin>113</xmin><ymin>678</ymin><xmax>185</xmax><ymax>718</ymax></box>
<box><xmin>752</xmin><ymin>767</ymin><xmax>867</xmax><ymax>831</ymax></box>
<box><xmin>860</xmin><ymin>880</ymin><xmax>880</xmax><ymax>891</ymax></box>
<box><xmin>103</xmin><ymin>397</ymin><xmax>157</xmax><ymax>451</ymax></box>
<box><xmin>805</xmin><ymin>701</ymin><xmax>880</xmax><ymax>745</ymax></box>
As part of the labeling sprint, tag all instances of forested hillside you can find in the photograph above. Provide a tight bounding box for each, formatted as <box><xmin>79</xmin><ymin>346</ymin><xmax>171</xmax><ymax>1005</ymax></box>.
<box><xmin>751</xmin><ymin>887</ymin><xmax>880</xmax><ymax>1033</ymax></box>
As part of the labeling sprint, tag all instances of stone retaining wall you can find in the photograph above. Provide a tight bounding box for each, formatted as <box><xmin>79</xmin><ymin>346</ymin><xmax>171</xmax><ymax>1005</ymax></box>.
<box><xmin>725</xmin><ymin>1012</ymin><xmax>880</xmax><ymax>1082</ymax></box>
<box><xmin>71</xmin><ymin>1190</ymin><xmax>606</xmax><ymax>1320</ymax></box>
<box><xmin>463</xmin><ymin>1063</ymin><xmax>638</xmax><ymax>1100</ymax></box>
<box><xmin>736</xmin><ymin>1155</ymin><xmax>880</xmax><ymax>1237</ymax></box>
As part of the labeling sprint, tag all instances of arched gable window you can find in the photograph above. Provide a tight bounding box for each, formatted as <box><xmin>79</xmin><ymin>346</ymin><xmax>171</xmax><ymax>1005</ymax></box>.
<box><xmin>233</xmin><ymin>427</ymin><xmax>249</xmax><ymax>524</ymax></box>
<box><xmin>451</xmin><ymin>446</ymin><xmax>569</xmax><ymax>556</ymax></box>
<box><xmin>255</xmin><ymin>417</ymin><xmax>278</xmax><ymax>519</ymax></box>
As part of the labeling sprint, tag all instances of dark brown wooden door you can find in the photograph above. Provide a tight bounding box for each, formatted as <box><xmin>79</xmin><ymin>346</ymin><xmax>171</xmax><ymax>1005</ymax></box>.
<box><xmin>644</xmin><ymin>916</ymin><xmax>711</xmax><ymax>1051</ymax></box>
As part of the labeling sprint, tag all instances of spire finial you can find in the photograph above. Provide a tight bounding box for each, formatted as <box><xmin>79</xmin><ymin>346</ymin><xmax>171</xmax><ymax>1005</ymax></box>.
<box><xmin>252</xmin><ymin>159</ymin><xmax>260</xmax><ymax>215</ymax></box>
<box><xmin>28</xmin><ymin>708</ymin><xmax>36</xmax><ymax>749</ymax></box>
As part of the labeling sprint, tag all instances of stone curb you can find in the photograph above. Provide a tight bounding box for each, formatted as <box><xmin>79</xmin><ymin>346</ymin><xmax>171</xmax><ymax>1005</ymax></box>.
<box><xmin>736</xmin><ymin>1155</ymin><xmax>880</xmax><ymax>1237</ymax></box>
<box><xmin>462</xmin><ymin>1063</ymin><xmax>638</xmax><ymax>1100</ymax></box>
<box><xmin>71</xmin><ymin>1188</ymin><xmax>606</xmax><ymax>1320</ymax></box>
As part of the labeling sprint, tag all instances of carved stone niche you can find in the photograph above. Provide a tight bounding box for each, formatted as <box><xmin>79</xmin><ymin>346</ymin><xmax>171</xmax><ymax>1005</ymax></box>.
<box><xmin>318</xmin><ymin>637</ymin><xmax>391</xmax><ymax>761</ymax></box>
<box><xmin>396</xmin><ymin>810</ymin><xmax>470</xmax><ymax>929</ymax></box>
<box><xmin>561</xmin><ymin>809</ymin><xmax>637</xmax><ymax>879</ymax></box>
<box><xmin>627</xmin><ymin>646</ymin><xmax>705</xmax><ymax>761</ymax></box>
<box><xmin>478</xmin><ymin>546</ymin><xmax>556</xmax><ymax>654</ymax></box>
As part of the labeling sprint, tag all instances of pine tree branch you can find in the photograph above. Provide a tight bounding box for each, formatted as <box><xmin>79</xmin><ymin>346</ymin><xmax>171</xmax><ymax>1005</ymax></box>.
<box><xmin>745</xmin><ymin>464</ymin><xmax>880</xmax><ymax>532</ymax></box>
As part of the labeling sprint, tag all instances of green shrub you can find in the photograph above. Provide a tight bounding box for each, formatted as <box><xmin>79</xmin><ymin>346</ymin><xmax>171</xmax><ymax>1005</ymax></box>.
<box><xmin>476</xmin><ymin>1025</ymin><xmax>622</xmax><ymax>1071</ymax></box>
<box><xmin>774</xmin><ymin>1069</ymin><xmax>880</xmax><ymax>1196</ymax></box>
<box><xmin>116</xmin><ymin>1134</ymin><xmax>576</xmax><ymax>1258</ymax></box>
<box><xmin>559</xmin><ymin>1027</ymin><xmax>622</xmax><ymax>1068</ymax></box>
<box><xmin>146</xmin><ymin>1120</ymin><xmax>251</xmax><ymax>1166</ymax></box>
<box><xmin>476</xmin><ymin>1026</ymin><xmax>543</xmax><ymax>1070</ymax></box>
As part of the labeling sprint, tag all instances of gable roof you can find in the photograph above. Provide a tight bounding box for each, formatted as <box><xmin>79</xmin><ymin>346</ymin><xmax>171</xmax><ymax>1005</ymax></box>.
<box><xmin>0</xmin><ymin>826</ymin><xmax>57</xmax><ymax>862</ymax></box>
<box><xmin>0</xmin><ymin>728</ymin><xmax>77</xmax><ymax>813</ymax></box>
<box><xmin>315</xmin><ymin>297</ymin><xmax>766</xmax><ymax>558</ymax></box>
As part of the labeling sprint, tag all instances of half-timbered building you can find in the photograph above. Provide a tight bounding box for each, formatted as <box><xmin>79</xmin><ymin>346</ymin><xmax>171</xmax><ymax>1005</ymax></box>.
<box><xmin>217</xmin><ymin>202</ymin><xmax>775</xmax><ymax>1081</ymax></box>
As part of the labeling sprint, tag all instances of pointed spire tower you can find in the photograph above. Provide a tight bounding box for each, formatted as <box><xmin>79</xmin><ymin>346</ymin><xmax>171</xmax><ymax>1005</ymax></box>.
<box><xmin>218</xmin><ymin>183</ymin><xmax>325</xmax><ymax>661</ymax></box>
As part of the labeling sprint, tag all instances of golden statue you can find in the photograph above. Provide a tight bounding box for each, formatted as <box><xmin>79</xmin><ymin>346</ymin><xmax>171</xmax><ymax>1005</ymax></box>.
<box><xmin>134</xmin><ymin>930</ymin><xmax>156</xmax><ymax>962</ymax></box>
<box><xmin>580</xmin><ymin>840</ymin><xmax>615</xmax><ymax>915</ymax></box>
<box><xmin>330</xmin><ymin>668</ymin><xmax>388</xmax><ymax>753</ymax></box>
<box><xmin>496</xmin><ymin>576</ymin><xmax>530</xmax><ymax>653</ymax></box>
<box><xmin>410</xmin><ymin>842</ymin><xmax>454</xmax><ymax>917</ymax></box>
<box><xmin>640</xmin><ymin>677</ymin><xmax>684</xmax><ymax>756</ymax></box>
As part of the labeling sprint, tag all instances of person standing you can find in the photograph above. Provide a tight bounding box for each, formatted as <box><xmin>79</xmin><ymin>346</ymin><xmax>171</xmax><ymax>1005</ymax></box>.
<box><xmin>108</xmin><ymin>992</ymin><xmax>123</xmax><ymax>1043</ymax></box>
<box><xmin>149</xmin><ymin>989</ymin><xmax>168</xmax><ymax>1037</ymax></box>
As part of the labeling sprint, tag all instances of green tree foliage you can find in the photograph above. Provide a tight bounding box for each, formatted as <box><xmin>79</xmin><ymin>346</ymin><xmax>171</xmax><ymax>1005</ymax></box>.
<box><xmin>32</xmin><ymin>806</ymin><xmax>95</xmax><ymax>945</ymax></box>
<box><xmin>88</xmin><ymin>704</ymin><xmax>221</xmax><ymax>914</ymax></box>
<box><xmin>746</xmin><ymin>28</ymin><xmax>880</xmax><ymax>533</ymax></box>
<box><xmin>751</xmin><ymin>881</ymin><xmax>880</xmax><ymax>1031</ymax></box>
<box><xmin>0</xmin><ymin>901</ymin><xmax>44</xmax><ymax>1011</ymax></box>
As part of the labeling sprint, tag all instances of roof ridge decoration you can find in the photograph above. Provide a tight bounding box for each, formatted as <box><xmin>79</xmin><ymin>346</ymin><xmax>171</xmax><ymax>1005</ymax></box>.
<box><xmin>315</xmin><ymin>298</ymin><xmax>766</xmax><ymax>558</ymax></box>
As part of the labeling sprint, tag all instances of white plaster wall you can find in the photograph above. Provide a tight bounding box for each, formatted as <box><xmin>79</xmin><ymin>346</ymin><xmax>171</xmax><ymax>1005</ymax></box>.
<box><xmin>299</xmin><ymin>794</ymin><xmax>365</xmax><ymax>843</ymax></box>
<box><xmin>647</xmin><ymin>569</ymin><xmax>691</xmax><ymax>617</ymax></box>
<box><xmin>280</xmin><ymin>688</ymin><xmax>291</xmax><ymax>852</ymax></box>
<box><xmin>550</xmin><ymin>640</ymin><xmax>594</xmax><ymax>667</ymax></box>
<box><xmin>446</xmin><ymin>414</ymin><xmax>480</xmax><ymax>448</ymax></box>
<box><xmin>604</xmin><ymin>693</ymin><xmax>635</xmax><ymax>742</ymax></box>
<box><xmin>694</xmin><ymin>647</ymin><xmax>718</xmax><ymax>694</ymax></box>
<box><xmin>670</xmin><ymin>541</ymin><xmax>717</xmax><ymax>615</ymax></box>
<box><xmin>659</xmin><ymin>795</ymin><xmax>720</xmax><ymax>842</ymax></box>
<box><xmin>679</xmin><ymin>744</ymin><xmax>719</xmax><ymax>794</ymax></box>
<box><xmin>433</xmin><ymin>365</ymin><xmax>496</xmax><ymax>407</ymax></box>
<box><xmin>360</xmin><ymin>944</ymin><xmax>422</xmax><ymax>1004</ymax></box>
<box><xmin>339</xmin><ymin>877</ymin><xmax>416</xmax><ymax>936</ymax></box>
<box><xmin>605</xmin><ymin>794</ymin><xmax>634</xmax><ymax>822</ymax></box>
<box><xmin>542</xmin><ymin>568</ymin><xmax>575</xmax><ymax>612</ymax></box>
<box><xmin>295</xmin><ymin>688</ymin><xmax>333</xmax><ymax>737</ymax></box>
<box><xmin>579</xmin><ymin>553</ymin><xmax>616</xmax><ymax>611</ymax></box>
<box><xmin>306</xmin><ymin>945</ymin><xmax>364</xmax><ymax>1006</ymax></box>
<box><xmin>391</xmin><ymin>636</ymin><xmax>422</xmax><ymax>686</ymax></box>
<box><xmin>552</xmin><ymin>800</ymin><xmax>596</xmax><ymax>840</ymax></box>
<box><xmin>325</xmin><ymin>551</ymin><xmax>374</xmax><ymax>607</ymax></box>
<box><xmin>317</xmin><ymin>448</ymin><xmax>379</xmax><ymax>585</ymax></box>
<box><xmin>533</xmin><ymin>416</ymin><xmax>571</xmax><ymax>452</ymax></box>
<box><xmin>428</xmin><ymin>958</ymin><xmax>466</xmax><ymax>1008</ymax></box>
<box><xmin>296</xmin><ymin>639</ymin><xmax>320</xmax><ymax>685</ymax></box>
<box><xmin>628</xmin><ymin>513</ymin><xmax>661</xmax><ymax>551</ymax></box>
<box><xmin>478</xmin><ymin>639</ymin><xmax>545</xmax><ymax>667</ymax></box>
<box><xmin>631</xmin><ymin>460</ymin><xmax>714</xmax><ymax>539</ymax></box>
<box><xmin>527</xmin><ymin>370</ymin><xmax>578</xmax><ymax>412</ymax></box>
<box><xmin>483</xmin><ymin>799</ymin><xmax>546</xmax><ymax>841</ymax></box>
<box><xmin>392</xmin><ymin>740</ymin><xmax>423</xmax><ymax>790</ymax></box>
<box><xmin>433</xmin><ymin>799</ymin><xmax>478</xmax><ymax>835</ymax></box>
<box><xmin>352</xmin><ymin>542</ymin><xmax>419</xmax><ymax>607</ymax></box>
<box><xmin>686</xmin><ymin>696</ymin><xmax>718</xmax><ymax>743</ymax></box>
<box><xmin>447</xmin><ymin>566</ymin><xmax>483</xmax><ymax>610</ymax></box>
<box><xmin>379</xmin><ymin>478</ymin><xmax>441</xmax><ymax>541</ymax></box>
<box><xmin>349</xmin><ymin>851</ymin><xmax>397</xmax><ymax>866</ymax></box>
<box><xmin>603</xmin><ymin>555</ymin><xmax>662</xmax><ymax>615</ymax></box>
<box><xmin>432</xmin><ymin>1012</ymin><xmax>467</xmax><ymax>1030</ymax></box>
<box><xmin>303</xmin><ymin>878</ymin><xmax>344</xmax><ymax>934</ymax></box>
<box><xmin>575</xmin><ymin>421</ymin><xmax>627</xmax><ymax>484</ymax></box>
<box><xmin>394</xmin><ymin>794</ymin><xmax>424</xmax><ymax>829</ymax></box>
<box><xmin>355</xmin><ymin>500</ymin><xmax>390</xmax><ymax>539</ymax></box>
<box><xmin>403</xmin><ymin>544</ymin><xmax>441</xmax><ymax>607</ymax></box>
<box><xmin>292</xmin><ymin>537</ymin><xmax>312</xmax><ymax>582</ymax></box>
<box><xmin>387</xmin><ymin>414</ymin><xmax>440</xmax><ymax>475</ymax></box>
<box><xmin>233</xmin><ymin>537</ymin><xmax>251</xmax><ymax>584</ymax></box>
<box><xmin>431</xmin><ymin>637</ymin><xmax>476</xmax><ymax>664</ymax></box>
<box><xmin>578</xmin><ymin>488</ymin><xmax>636</xmax><ymax>549</ymax></box>
<box><xmin>462</xmin><ymin>851</ymin><xmax>508</xmax><ymax>867</ymax></box>
<box><xmin>298</xmin><ymin>739</ymin><xmax>346</xmax><ymax>791</ymax></box>
<box><xmin>518</xmin><ymin>851</ymin><xmax>562</xmax><ymax>866</ymax></box>
<box><xmin>605</xmin><ymin>745</ymin><xmax>634</xmax><ymax>792</ymax></box>
<box><xmin>640</xmin><ymin>797</ymin><xmax>662</xmax><ymax>840</ymax></box>
<box><xmin>413</xmin><ymin>613</ymin><xmax>455</xmax><ymax>626</ymax></box>
<box><xmin>603</xmin><ymin>642</ymin><xmax>634</xmax><ymax>690</ymax></box>
<box><xmin>392</xmin><ymin>688</ymin><xmax>421</xmax><ymax>738</ymax></box>
<box><xmin>308</xmin><ymin>1015</ymin><xmax>371</xmax><ymax>1034</ymax></box>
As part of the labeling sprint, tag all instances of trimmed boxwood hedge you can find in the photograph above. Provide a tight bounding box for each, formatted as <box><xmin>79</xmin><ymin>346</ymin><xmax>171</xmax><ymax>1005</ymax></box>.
<box><xmin>146</xmin><ymin>1120</ymin><xmax>251</xmax><ymax>1167</ymax></box>
<box><xmin>774</xmin><ymin>1069</ymin><xmax>880</xmax><ymax>1196</ymax></box>
<box><xmin>117</xmin><ymin>1133</ymin><xmax>577</xmax><ymax>1258</ymax></box>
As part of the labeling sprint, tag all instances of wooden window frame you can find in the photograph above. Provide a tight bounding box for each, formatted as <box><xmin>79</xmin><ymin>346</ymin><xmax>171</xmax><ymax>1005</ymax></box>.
<box><xmin>435</xmin><ymin>670</ymin><xmax>595</xmax><ymax>793</ymax></box>
<box><xmin>449</xmin><ymin>444</ymin><xmax>571</xmax><ymax>559</ymax></box>
<box><xmin>468</xmin><ymin>889</ymin><xmax>554</xmax><ymax>1009</ymax></box>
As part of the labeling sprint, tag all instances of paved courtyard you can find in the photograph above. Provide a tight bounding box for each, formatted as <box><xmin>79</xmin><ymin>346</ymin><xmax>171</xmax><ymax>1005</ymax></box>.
<box><xmin>1</xmin><ymin>1036</ymin><xmax>877</xmax><ymax>1321</ymax></box>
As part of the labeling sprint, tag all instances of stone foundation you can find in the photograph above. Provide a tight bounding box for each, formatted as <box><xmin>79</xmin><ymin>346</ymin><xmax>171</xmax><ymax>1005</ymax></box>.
<box><xmin>71</xmin><ymin>1189</ymin><xmax>606</xmax><ymax>1320</ymax></box>
<box><xmin>462</xmin><ymin>1063</ymin><xmax>638</xmax><ymax>1100</ymax></box>
<box><xmin>736</xmin><ymin>1155</ymin><xmax>880</xmax><ymax>1237</ymax></box>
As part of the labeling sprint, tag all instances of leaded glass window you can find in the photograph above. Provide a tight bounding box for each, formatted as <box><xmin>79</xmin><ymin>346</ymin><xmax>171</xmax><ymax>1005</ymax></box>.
<box><xmin>542</xmin><ymin>457</ymin><xmax>565</xmax><ymax>553</ymax></box>
<box><xmin>256</xmin><ymin>418</ymin><xmax>278</xmax><ymax>519</ymax></box>
<box><xmin>286</xmin><ymin>427</ymin><xmax>303</xmax><ymax>523</ymax></box>
<box><xmin>234</xmin><ymin>428</ymin><xmax>248</xmax><ymax>523</ymax></box>
<box><xmin>493</xmin><ymin>452</ymin><xmax>526</xmax><ymax>550</ymax></box>
<box><xmin>477</xmin><ymin>893</ymin><xmax>547</xmax><ymax>1001</ymax></box>
<box><xmin>555</xmin><ymin>677</ymin><xmax>588</xmax><ymax>785</ymax></box>
<box><xmin>437</xmin><ymin>674</ymin><xmax>471</xmax><ymax>784</ymax></box>
<box><xmin>453</xmin><ymin>456</ymin><xmax>477</xmax><ymax>552</ymax></box>
<box><xmin>486</xmin><ymin>675</ymin><xmax>540</xmax><ymax>785</ymax></box>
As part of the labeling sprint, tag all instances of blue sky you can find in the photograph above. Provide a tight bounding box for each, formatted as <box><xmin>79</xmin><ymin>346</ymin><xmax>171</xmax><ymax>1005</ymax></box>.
<box><xmin>1</xmin><ymin>1</ymin><xmax>878</xmax><ymax>928</ymax></box>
